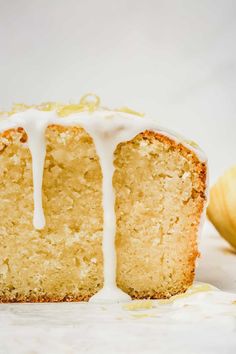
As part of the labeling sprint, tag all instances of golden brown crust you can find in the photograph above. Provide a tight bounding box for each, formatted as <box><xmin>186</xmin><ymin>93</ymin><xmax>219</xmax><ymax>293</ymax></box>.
<box><xmin>0</xmin><ymin>285</ymin><xmax>192</xmax><ymax>303</ymax></box>
<box><xmin>0</xmin><ymin>278</ymin><xmax>195</xmax><ymax>302</ymax></box>
<box><xmin>0</xmin><ymin>294</ymin><xmax>91</xmax><ymax>303</ymax></box>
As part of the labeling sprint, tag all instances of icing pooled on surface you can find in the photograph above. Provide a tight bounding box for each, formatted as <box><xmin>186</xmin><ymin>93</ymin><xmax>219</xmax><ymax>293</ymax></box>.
<box><xmin>1</xmin><ymin>283</ymin><xmax>236</xmax><ymax>354</ymax></box>
<box><xmin>0</xmin><ymin>95</ymin><xmax>208</xmax><ymax>303</ymax></box>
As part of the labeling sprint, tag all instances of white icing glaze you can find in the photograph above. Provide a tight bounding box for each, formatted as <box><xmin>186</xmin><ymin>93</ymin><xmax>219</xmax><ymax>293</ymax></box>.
<box><xmin>23</xmin><ymin>117</ymin><xmax>48</xmax><ymax>229</ymax></box>
<box><xmin>0</xmin><ymin>108</ymin><xmax>208</xmax><ymax>303</ymax></box>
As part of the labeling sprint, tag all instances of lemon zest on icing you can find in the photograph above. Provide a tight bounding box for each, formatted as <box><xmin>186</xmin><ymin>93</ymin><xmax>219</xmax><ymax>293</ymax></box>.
<box><xmin>157</xmin><ymin>283</ymin><xmax>213</xmax><ymax>304</ymax></box>
<box><xmin>79</xmin><ymin>93</ymin><xmax>101</xmax><ymax>111</ymax></box>
<box><xmin>1</xmin><ymin>94</ymin><xmax>144</xmax><ymax>119</ymax></box>
<box><xmin>123</xmin><ymin>300</ymin><xmax>153</xmax><ymax>311</ymax></box>
<box><xmin>185</xmin><ymin>139</ymin><xmax>200</xmax><ymax>149</ymax></box>
<box><xmin>57</xmin><ymin>103</ymin><xmax>86</xmax><ymax>117</ymax></box>
<box><xmin>10</xmin><ymin>103</ymin><xmax>33</xmax><ymax>115</ymax></box>
<box><xmin>58</xmin><ymin>94</ymin><xmax>101</xmax><ymax>116</ymax></box>
<box><xmin>116</xmin><ymin>107</ymin><xmax>144</xmax><ymax>117</ymax></box>
<box><xmin>35</xmin><ymin>102</ymin><xmax>63</xmax><ymax>112</ymax></box>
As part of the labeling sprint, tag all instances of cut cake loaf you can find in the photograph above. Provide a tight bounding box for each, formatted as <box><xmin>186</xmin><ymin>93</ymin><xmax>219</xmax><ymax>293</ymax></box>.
<box><xmin>0</xmin><ymin>95</ymin><xmax>207</xmax><ymax>302</ymax></box>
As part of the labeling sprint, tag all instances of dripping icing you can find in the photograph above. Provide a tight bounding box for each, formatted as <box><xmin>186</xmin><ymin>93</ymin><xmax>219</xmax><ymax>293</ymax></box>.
<box><xmin>0</xmin><ymin>108</ymin><xmax>208</xmax><ymax>303</ymax></box>
<box><xmin>23</xmin><ymin>116</ymin><xmax>48</xmax><ymax>229</ymax></box>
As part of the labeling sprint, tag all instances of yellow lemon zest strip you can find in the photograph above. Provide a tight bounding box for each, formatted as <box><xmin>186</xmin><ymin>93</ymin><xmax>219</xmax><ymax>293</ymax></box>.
<box><xmin>2</xmin><ymin>94</ymin><xmax>145</xmax><ymax>119</ymax></box>
<box><xmin>185</xmin><ymin>139</ymin><xmax>200</xmax><ymax>149</ymax></box>
<box><xmin>158</xmin><ymin>283</ymin><xmax>213</xmax><ymax>305</ymax></box>
<box><xmin>116</xmin><ymin>106</ymin><xmax>144</xmax><ymax>117</ymax></box>
<box><xmin>123</xmin><ymin>300</ymin><xmax>153</xmax><ymax>311</ymax></box>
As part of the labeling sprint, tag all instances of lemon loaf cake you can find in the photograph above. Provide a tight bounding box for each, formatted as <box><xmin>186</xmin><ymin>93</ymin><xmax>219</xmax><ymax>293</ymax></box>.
<box><xmin>0</xmin><ymin>95</ymin><xmax>207</xmax><ymax>303</ymax></box>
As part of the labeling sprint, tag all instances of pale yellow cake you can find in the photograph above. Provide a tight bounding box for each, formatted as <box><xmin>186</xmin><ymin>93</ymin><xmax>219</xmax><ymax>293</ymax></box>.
<box><xmin>0</xmin><ymin>97</ymin><xmax>207</xmax><ymax>302</ymax></box>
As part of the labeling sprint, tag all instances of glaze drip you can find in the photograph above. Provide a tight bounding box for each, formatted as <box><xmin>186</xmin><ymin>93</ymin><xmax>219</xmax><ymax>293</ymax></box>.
<box><xmin>0</xmin><ymin>107</ymin><xmax>207</xmax><ymax>303</ymax></box>
<box><xmin>23</xmin><ymin>119</ymin><xmax>47</xmax><ymax>229</ymax></box>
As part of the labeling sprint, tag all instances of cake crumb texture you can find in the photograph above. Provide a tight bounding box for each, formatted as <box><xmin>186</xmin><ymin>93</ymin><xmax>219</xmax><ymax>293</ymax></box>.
<box><xmin>0</xmin><ymin>126</ymin><xmax>206</xmax><ymax>302</ymax></box>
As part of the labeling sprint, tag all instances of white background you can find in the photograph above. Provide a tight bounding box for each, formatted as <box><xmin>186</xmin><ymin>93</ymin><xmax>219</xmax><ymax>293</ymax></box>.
<box><xmin>0</xmin><ymin>0</ymin><xmax>236</xmax><ymax>183</ymax></box>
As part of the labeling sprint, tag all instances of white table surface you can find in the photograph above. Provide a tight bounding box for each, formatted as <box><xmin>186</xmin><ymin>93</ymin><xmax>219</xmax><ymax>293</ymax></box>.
<box><xmin>0</xmin><ymin>221</ymin><xmax>236</xmax><ymax>354</ymax></box>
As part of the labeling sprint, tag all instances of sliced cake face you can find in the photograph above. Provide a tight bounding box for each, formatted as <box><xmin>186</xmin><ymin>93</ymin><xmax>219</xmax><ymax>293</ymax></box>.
<box><xmin>0</xmin><ymin>107</ymin><xmax>207</xmax><ymax>302</ymax></box>
<box><xmin>114</xmin><ymin>132</ymin><xmax>206</xmax><ymax>298</ymax></box>
<box><xmin>0</xmin><ymin>126</ymin><xmax>104</xmax><ymax>302</ymax></box>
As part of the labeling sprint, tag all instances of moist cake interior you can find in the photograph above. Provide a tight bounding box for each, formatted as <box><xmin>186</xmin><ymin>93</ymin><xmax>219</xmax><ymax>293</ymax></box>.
<box><xmin>0</xmin><ymin>125</ymin><xmax>206</xmax><ymax>302</ymax></box>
